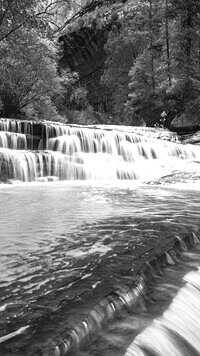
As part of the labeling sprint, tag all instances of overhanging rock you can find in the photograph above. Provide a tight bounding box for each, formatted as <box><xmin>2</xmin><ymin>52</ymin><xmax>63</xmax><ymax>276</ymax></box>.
<box><xmin>59</xmin><ymin>24</ymin><xmax>112</xmax><ymax>112</ymax></box>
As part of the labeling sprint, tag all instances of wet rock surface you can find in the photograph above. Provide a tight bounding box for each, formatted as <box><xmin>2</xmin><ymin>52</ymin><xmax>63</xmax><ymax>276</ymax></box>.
<box><xmin>148</xmin><ymin>170</ymin><xmax>200</xmax><ymax>185</ymax></box>
<box><xmin>180</xmin><ymin>131</ymin><xmax>200</xmax><ymax>145</ymax></box>
<box><xmin>84</xmin><ymin>244</ymin><xmax>200</xmax><ymax>356</ymax></box>
<box><xmin>0</xmin><ymin>215</ymin><xmax>199</xmax><ymax>356</ymax></box>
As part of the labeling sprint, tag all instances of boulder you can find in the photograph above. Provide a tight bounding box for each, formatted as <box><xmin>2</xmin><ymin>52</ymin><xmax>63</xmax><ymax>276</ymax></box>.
<box><xmin>170</xmin><ymin>112</ymin><xmax>200</xmax><ymax>133</ymax></box>
<box><xmin>180</xmin><ymin>131</ymin><xmax>200</xmax><ymax>145</ymax></box>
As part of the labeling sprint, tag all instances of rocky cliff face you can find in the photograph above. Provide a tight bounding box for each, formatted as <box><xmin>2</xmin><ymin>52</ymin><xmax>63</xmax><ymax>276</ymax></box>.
<box><xmin>59</xmin><ymin>25</ymin><xmax>112</xmax><ymax>112</ymax></box>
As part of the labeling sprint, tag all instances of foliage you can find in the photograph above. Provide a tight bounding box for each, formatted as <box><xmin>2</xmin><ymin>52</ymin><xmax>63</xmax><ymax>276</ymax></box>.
<box><xmin>1</xmin><ymin>30</ymin><xmax>56</xmax><ymax>116</ymax></box>
<box><xmin>0</xmin><ymin>0</ymin><xmax>75</xmax><ymax>41</ymax></box>
<box><xmin>101</xmin><ymin>18</ymin><xmax>137</xmax><ymax>116</ymax></box>
<box><xmin>69</xmin><ymin>85</ymin><xmax>88</xmax><ymax>109</ymax></box>
<box><xmin>101</xmin><ymin>0</ymin><xmax>200</xmax><ymax>126</ymax></box>
<box><xmin>0</xmin><ymin>0</ymin><xmax>89</xmax><ymax>119</ymax></box>
<box><xmin>102</xmin><ymin>0</ymin><xmax>158</xmax><ymax>119</ymax></box>
<box><xmin>1</xmin><ymin>0</ymin><xmax>200</xmax><ymax>124</ymax></box>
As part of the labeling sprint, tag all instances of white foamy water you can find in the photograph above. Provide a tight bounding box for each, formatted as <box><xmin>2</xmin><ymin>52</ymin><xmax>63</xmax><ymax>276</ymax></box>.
<box><xmin>125</xmin><ymin>262</ymin><xmax>200</xmax><ymax>356</ymax></box>
<box><xmin>0</xmin><ymin>118</ymin><xmax>200</xmax><ymax>182</ymax></box>
<box><xmin>0</xmin><ymin>119</ymin><xmax>200</xmax><ymax>355</ymax></box>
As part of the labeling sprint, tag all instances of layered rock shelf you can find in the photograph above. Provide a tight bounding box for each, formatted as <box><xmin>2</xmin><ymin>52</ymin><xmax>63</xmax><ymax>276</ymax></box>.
<box><xmin>0</xmin><ymin>216</ymin><xmax>199</xmax><ymax>356</ymax></box>
<box><xmin>1</xmin><ymin>117</ymin><xmax>199</xmax><ymax>183</ymax></box>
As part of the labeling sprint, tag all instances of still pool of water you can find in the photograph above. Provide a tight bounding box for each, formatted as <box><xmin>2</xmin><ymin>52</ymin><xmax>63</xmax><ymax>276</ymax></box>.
<box><xmin>0</xmin><ymin>180</ymin><xmax>200</xmax><ymax>355</ymax></box>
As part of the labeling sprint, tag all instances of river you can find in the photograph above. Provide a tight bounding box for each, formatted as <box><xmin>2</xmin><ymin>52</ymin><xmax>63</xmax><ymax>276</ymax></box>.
<box><xmin>0</xmin><ymin>180</ymin><xmax>200</xmax><ymax>355</ymax></box>
<box><xmin>0</xmin><ymin>121</ymin><xmax>200</xmax><ymax>355</ymax></box>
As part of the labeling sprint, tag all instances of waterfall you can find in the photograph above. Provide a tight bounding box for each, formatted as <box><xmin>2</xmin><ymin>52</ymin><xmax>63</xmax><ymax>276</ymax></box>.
<box><xmin>0</xmin><ymin>132</ymin><xmax>27</xmax><ymax>150</ymax></box>
<box><xmin>125</xmin><ymin>265</ymin><xmax>200</xmax><ymax>356</ymax></box>
<box><xmin>1</xmin><ymin>118</ymin><xmax>200</xmax><ymax>182</ymax></box>
<box><xmin>0</xmin><ymin>120</ymin><xmax>194</xmax><ymax>182</ymax></box>
<box><xmin>125</xmin><ymin>275</ymin><xmax>200</xmax><ymax>355</ymax></box>
<box><xmin>0</xmin><ymin>124</ymin><xmax>200</xmax><ymax>356</ymax></box>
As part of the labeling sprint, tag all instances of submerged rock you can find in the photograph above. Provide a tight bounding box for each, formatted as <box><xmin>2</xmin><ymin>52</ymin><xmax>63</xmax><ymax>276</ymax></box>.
<box><xmin>7</xmin><ymin>179</ymin><xmax>23</xmax><ymax>184</ymax></box>
<box><xmin>47</xmin><ymin>176</ymin><xmax>59</xmax><ymax>182</ymax></box>
<box><xmin>36</xmin><ymin>176</ymin><xmax>59</xmax><ymax>182</ymax></box>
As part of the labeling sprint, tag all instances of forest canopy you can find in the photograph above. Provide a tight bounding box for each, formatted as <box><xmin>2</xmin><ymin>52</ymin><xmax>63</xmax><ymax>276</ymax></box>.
<box><xmin>100</xmin><ymin>0</ymin><xmax>200</xmax><ymax>125</ymax></box>
<box><xmin>0</xmin><ymin>0</ymin><xmax>89</xmax><ymax>120</ymax></box>
<box><xmin>1</xmin><ymin>0</ymin><xmax>200</xmax><ymax>126</ymax></box>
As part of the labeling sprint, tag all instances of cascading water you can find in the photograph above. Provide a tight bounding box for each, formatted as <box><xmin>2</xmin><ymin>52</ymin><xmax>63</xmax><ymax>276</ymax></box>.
<box><xmin>0</xmin><ymin>132</ymin><xmax>27</xmax><ymax>150</ymax></box>
<box><xmin>1</xmin><ymin>118</ymin><xmax>200</xmax><ymax>356</ymax></box>
<box><xmin>0</xmin><ymin>118</ymin><xmax>199</xmax><ymax>183</ymax></box>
